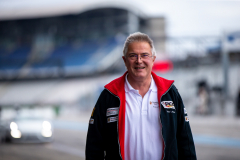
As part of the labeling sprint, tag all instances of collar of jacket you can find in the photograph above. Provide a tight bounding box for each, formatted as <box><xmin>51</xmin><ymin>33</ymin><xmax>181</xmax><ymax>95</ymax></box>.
<box><xmin>104</xmin><ymin>71</ymin><xmax>174</xmax><ymax>160</ymax></box>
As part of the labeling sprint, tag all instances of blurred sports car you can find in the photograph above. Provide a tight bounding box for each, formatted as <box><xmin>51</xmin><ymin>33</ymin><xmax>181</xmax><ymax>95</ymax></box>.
<box><xmin>2</xmin><ymin>116</ymin><xmax>54</xmax><ymax>143</ymax></box>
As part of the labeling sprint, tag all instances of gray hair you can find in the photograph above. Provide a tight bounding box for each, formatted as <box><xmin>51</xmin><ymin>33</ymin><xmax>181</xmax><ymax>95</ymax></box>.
<box><xmin>123</xmin><ymin>32</ymin><xmax>156</xmax><ymax>57</ymax></box>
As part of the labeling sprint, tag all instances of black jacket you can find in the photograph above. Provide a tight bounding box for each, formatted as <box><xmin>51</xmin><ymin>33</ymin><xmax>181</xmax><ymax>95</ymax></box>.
<box><xmin>86</xmin><ymin>72</ymin><xmax>197</xmax><ymax>160</ymax></box>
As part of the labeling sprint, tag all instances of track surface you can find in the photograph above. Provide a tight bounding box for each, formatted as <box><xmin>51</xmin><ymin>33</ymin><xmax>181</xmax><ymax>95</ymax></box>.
<box><xmin>1</xmin><ymin>116</ymin><xmax>240</xmax><ymax>160</ymax></box>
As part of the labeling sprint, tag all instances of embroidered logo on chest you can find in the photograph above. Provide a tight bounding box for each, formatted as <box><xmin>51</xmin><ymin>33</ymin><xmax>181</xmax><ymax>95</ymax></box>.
<box><xmin>161</xmin><ymin>101</ymin><xmax>175</xmax><ymax>109</ymax></box>
<box><xmin>150</xmin><ymin>101</ymin><xmax>159</xmax><ymax>108</ymax></box>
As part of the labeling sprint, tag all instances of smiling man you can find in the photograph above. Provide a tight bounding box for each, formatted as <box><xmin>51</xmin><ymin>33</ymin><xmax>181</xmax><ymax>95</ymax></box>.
<box><xmin>122</xmin><ymin>41</ymin><xmax>155</xmax><ymax>97</ymax></box>
<box><xmin>86</xmin><ymin>32</ymin><xmax>197</xmax><ymax>160</ymax></box>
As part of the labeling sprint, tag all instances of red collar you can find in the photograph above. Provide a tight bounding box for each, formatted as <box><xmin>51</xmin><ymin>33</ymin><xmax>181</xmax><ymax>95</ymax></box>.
<box><xmin>104</xmin><ymin>71</ymin><xmax>174</xmax><ymax>98</ymax></box>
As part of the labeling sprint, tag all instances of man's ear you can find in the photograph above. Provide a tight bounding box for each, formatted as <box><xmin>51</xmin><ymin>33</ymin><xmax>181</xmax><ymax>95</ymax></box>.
<box><xmin>122</xmin><ymin>56</ymin><xmax>128</xmax><ymax>70</ymax></box>
<box><xmin>122</xmin><ymin>56</ymin><xmax>126</xmax><ymax>64</ymax></box>
<box><xmin>152</xmin><ymin>56</ymin><xmax>156</xmax><ymax>63</ymax></box>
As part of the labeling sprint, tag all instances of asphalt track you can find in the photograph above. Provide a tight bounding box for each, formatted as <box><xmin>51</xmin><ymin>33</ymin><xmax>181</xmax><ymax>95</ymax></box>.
<box><xmin>1</xmin><ymin>115</ymin><xmax>240</xmax><ymax>160</ymax></box>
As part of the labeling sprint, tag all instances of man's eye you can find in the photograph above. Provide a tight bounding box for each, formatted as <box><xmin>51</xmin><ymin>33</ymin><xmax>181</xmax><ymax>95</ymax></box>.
<box><xmin>142</xmin><ymin>54</ymin><xmax>149</xmax><ymax>57</ymax></box>
<box><xmin>129</xmin><ymin>55</ymin><xmax>136</xmax><ymax>57</ymax></box>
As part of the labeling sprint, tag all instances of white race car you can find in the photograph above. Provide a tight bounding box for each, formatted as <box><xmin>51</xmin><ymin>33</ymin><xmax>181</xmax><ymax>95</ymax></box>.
<box><xmin>2</xmin><ymin>116</ymin><xmax>54</xmax><ymax>143</ymax></box>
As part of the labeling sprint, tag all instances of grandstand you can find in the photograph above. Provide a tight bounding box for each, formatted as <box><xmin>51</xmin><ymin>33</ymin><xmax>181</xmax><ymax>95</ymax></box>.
<box><xmin>0</xmin><ymin>7</ymin><xmax>165</xmax><ymax>80</ymax></box>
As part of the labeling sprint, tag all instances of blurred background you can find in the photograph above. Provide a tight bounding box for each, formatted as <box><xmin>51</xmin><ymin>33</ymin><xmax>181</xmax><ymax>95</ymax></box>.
<box><xmin>0</xmin><ymin>0</ymin><xmax>240</xmax><ymax>160</ymax></box>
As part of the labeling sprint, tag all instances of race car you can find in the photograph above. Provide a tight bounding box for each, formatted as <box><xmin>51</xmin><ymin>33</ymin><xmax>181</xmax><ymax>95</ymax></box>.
<box><xmin>2</xmin><ymin>116</ymin><xmax>54</xmax><ymax>143</ymax></box>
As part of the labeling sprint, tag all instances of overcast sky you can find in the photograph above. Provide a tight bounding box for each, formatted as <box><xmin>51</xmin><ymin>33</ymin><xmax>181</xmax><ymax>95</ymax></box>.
<box><xmin>1</xmin><ymin>0</ymin><xmax>240</xmax><ymax>37</ymax></box>
<box><xmin>139</xmin><ymin>0</ymin><xmax>240</xmax><ymax>37</ymax></box>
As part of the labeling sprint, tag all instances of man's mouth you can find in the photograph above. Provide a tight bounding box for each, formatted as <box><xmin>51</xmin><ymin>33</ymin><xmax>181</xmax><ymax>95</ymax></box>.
<box><xmin>135</xmin><ymin>67</ymin><xmax>145</xmax><ymax>69</ymax></box>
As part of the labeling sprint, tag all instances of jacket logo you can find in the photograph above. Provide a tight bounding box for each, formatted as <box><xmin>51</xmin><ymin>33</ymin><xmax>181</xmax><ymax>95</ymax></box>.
<box><xmin>89</xmin><ymin>118</ymin><xmax>94</xmax><ymax>124</ymax></box>
<box><xmin>106</xmin><ymin>107</ymin><xmax>119</xmax><ymax>116</ymax></box>
<box><xmin>184</xmin><ymin>108</ymin><xmax>188</xmax><ymax>114</ymax></box>
<box><xmin>161</xmin><ymin>101</ymin><xmax>175</xmax><ymax>109</ymax></box>
<box><xmin>107</xmin><ymin>116</ymin><xmax>118</xmax><ymax>123</ymax></box>
<box><xmin>185</xmin><ymin>116</ymin><xmax>189</xmax><ymax>122</ymax></box>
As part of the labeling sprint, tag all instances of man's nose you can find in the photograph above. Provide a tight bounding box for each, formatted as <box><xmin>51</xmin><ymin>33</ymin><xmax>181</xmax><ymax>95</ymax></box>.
<box><xmin>136</xmin><ymin>55</ymin><xmax>142</xmax><ymax>63</ymax></box>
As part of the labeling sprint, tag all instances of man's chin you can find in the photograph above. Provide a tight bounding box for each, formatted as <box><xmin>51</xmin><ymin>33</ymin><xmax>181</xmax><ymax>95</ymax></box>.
<box><xmin>132</xmin><ymin>73</ymin><xmax>148</xmax><ymax>79</ymax></box>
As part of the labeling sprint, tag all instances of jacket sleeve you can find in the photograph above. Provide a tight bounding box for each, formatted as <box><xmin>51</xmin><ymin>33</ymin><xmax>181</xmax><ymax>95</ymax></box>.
<box><xmin>85</xmin><ymin>90</ymin><xmax>107</xmax><ymax>160</ymax></box>
<box><xmin>173</xmin><ymin>86</ymin><xmax>197</xmax><ymax>160</ymax></box>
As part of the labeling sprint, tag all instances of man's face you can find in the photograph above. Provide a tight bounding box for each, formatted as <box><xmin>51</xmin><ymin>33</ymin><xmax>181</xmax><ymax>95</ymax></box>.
<box><xmin>122</xmin><ymin>41</ymin><xmax>156</xmax><ymax>82</ymax></box>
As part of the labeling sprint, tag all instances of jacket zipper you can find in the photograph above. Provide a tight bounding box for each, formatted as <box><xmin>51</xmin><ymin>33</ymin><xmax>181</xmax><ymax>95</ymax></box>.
<box><xmin>105</xmin><ymin>88</ymin><xmax>123</xmax><ymax>160</ymax></box>
<box><xmin>159</xmin><ymin>83</ymin><xmax>174</xmax><ymax>160</ymax></box>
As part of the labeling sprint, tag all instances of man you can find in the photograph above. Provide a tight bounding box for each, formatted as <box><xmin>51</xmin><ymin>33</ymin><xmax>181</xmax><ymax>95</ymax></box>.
<box><xmin>86</xmin><ymin>32</ymin><xmax>197</xmax><ymax>160</ymax></box>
